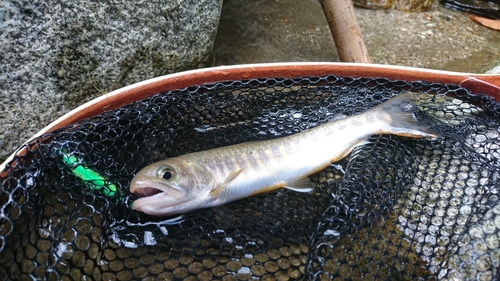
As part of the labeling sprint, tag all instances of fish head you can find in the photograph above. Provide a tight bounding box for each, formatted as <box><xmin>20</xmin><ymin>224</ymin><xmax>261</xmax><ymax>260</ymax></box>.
<box><xmin>130</xmin><ymin>157</ymin><xmax>216</xmax><ymax>216</ymax></box>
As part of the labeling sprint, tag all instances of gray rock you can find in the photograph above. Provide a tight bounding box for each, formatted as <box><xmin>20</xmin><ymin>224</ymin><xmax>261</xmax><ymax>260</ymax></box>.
<box><xmin>0</xmin><ymin>0</ymin><xmax>222</xmax><ymax>162</ymax></box>
<box><xmin>486</xmin><ymin>66</ymin><xmax>500</xmax><ymax>74</ymax></box>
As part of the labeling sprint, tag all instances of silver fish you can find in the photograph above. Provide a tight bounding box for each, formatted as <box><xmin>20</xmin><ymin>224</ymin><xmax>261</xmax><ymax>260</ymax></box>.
<box><xmin>130</xmin><ymin>92</ymin><xmax>438</xmax><ymax>216</ymax></box>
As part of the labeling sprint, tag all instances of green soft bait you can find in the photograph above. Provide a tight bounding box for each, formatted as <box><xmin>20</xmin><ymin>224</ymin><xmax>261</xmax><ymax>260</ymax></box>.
<box><xmin>59</xmin><ymin>150</ymin><xmax>122</xmax><ymax>199</ymax></box>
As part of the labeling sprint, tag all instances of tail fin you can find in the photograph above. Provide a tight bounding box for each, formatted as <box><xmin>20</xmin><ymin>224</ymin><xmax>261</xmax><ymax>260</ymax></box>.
<box><xmin>374</xmin><ymin>92</ymin><xmax>439</xmax><ymax>139</ymax></box>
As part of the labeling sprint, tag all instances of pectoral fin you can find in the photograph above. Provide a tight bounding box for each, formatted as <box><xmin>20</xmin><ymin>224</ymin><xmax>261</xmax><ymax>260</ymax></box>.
<box><xmin>283</xmin><ymin>177</ymin><xmax>314</xmax><ymax>193</ymax></box>
<box><xmin>210</xmin><ymin>168</ymin><xmax>244</xmax><ymax>197</ymax></box>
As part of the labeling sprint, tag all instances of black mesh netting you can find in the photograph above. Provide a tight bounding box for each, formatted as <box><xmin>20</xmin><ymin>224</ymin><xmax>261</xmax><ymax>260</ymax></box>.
<box><xmin>1</xmin><ymin>75</ymin><xmax>500</xmax><ymax>281</ymax></box>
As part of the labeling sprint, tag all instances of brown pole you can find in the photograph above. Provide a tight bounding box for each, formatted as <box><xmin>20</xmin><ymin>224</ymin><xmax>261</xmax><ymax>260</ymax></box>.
<box><xmin>320</xmin><ymin>0</ymin><xmax>371</xmax><ymax>63</ymax></box>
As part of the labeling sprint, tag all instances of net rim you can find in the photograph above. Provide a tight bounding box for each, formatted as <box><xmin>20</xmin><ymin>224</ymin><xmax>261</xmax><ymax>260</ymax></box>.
<box><xmin>2</xmin><ymin>62</ymin><xmax>499</xmax><ymax>171</ymax></box>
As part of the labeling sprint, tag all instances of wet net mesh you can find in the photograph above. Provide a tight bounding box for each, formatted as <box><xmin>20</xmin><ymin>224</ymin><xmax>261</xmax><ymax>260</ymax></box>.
<box><xmin>1</xmin><ymin>74</ymin><xmax>500</xmax><ymax>281</ymax></box>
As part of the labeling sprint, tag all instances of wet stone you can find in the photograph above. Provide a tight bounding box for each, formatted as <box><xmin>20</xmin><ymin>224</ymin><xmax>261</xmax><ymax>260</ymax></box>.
<box><xmin>218</xmin><ymin>254</ymin><xmax>231</xmax><ymax>264</ymax></box>
<box><xmin>155</xmin><ymin>251</ymin><xmax>170</xmax><ymax>261</ymax></box>
<box><xmin>75</xmin><ymin>235</ymin><xmax>91</xmax><ymax>251</ymax></box>
<box><xmin>148</xmin><ymin>263</ymin><xmax>165</xmax><ymax>274</ymax></box>
<box><xmin>207</xmin><ymin>247</ymin><xmax>220</xmax><ymax>255</ymax></box>
<box><xmin>124</xmin><ymin>257</ymin><xmax>139</xmax><ymax>269</ymax></box>
<box><xmin>300</xmin><ymin>244</ymin><xmax>308</xmax><ymax>254</ymax></box>
<box><xmin>109</xmin><ymin>260</ymin><xmax>125</xmax><ymax>272</ymax></box>
<box><xmin>212</xmin><ymin>265</ymin><xmax>227</xmax><ymax>277</ymax></box>
<box><xmin>34</xmin><ymin>265</ymin><xmax>47</xmax><ymax>278</ymax></box>
<box><xmin>195</xmin><ymin>249</ymin><xmax>207</xmax><ymax>257</ymax></box>
<box><xmin>255</xmin><ymin>252</ymin><xmax>269</xmax><ymax>263</ymax></box>
<box><xmin>157</xmin><ymin>272</ymin><xmax>173</xmax><ymax>280</ymax></box>
<box><xmin>241</xmin><ymin>256</ymin><xmax>255</xmax><ymax>267</ymax></box>
<box><xmin>340</xmin><ymin>263</ymin><xmax>353</xmax><ymax>279</ymax></box>
<box><xmin>54</xmin><ymin>203</ymin><xmax>66</xmax><ymax>215</ymax></box>
<box><xmin>61</xmin><ymin>229</ymin><xmax>76</xmax><ymax>242</ymax></box>
<box><xmin>83</xmin><ymin>259</ymin><xmax>94</xmax><ymax>275</ymax></box>
<box><xmin>88</xmin><ymin>243</ymin><xmax>99</xmax><ymax>260</ymax></box>
<box><xmin>24</xmin><ymin>244</ymin><xmax>36</xmax><ymax>259</ymax></box>
<box><xmin>21</xmin><ymin>258</ymin><xmax>35</xmax><ymax>274</ymax></box>
<box><xmin>236</xmin><ymin>267</ymin><xmax>252</xmax><ymax>280</ymax></box>
<box><xmin>102</xmin><ymin>273</ymin><xmax>116</xmax><ymax>281</ymax></box>
<box><xmin>268</xmin><ymin>249</ymin><xmax>281</xmax><ymax>259</ymax></box>
<box><xmin>476</xmin><ymin>255</ymin><xmax>492</xmax><ymax>271</ymax></box>
<box><xmin>139</xmin><ymin>254</ymin><xmax>155</xmax><ymax>265</ymax></box>
<box><xmin>91</xmin><ymin>227</ymin><xmax>103</xmax><ymax>243</ymax></box>
<box><xmin>251</xmin><ymin>264</ymin><xmax>266</xmax><ymax>276</ymax></box>
<box><xmin>287</xmin><ymin>267</ymin><xmax>302</xmax><ymax>279</ymax></box>
<box><xmin>70</xmin><ymin>268</ymin><xmax>82</xmax><ymax>280</ymax></box>
<box><xmin>75</xmin><ymin>219</ymin><xmax>92</xmax><ymax>234</ymax></box>
<box><xmin>289</xmin><ymin>245</ymin><xmax>301</xmax><ymax>255</ymax></box>
<box><xmin>277</xmin><ymin>257</ymin><xmax>291</xmax><ymax>269</ymax></box>
<box><xmin>197</xmin><ymin>271</ymin><xmax>213</xmax><ymax>281</ymax></box>
<box><xmin>35</xmin><ymin>252</ymin><xmax>48</xmax><ymax>265</ymax></box>
<box><xmin>173</xmin><ymin>267</ymin><xmax>189</xmax><ymax>279</ymax></box>
<box><xmin>37</xmin><ymin>239</ymin><xmax>52</xmax><ymax>252</ymax></box>
<box><xmin>116</xmin><ymin>270</ymin><xmax>133</xmax><ymax>281</ymax></box>
<box><xmin>188</xmin><ymin>261</ymin><xmax>203</xmax><ymax>273</ymax></box>
<box><xmin>131</xmin><ymin>247</ymin><xmax>147</xmax><ymax>257</ymax></box>
<box><xmin>279</xmin><ymin>246</ymin><xmax>292</xmax><ymax>257</ymax></box>
<box><xmin>222</xmin><ymin>274</ymin><xmax>237</xmax><ymax>281</ymax></box>
<box><xmin>324</xmin><ymin>259</ymin><xmax>339</xmax><ymax>274</ymax></box>
<box><xmin>72</xmin><ymin>251</ymin><xmax>86</xmax><ymax>267</ymax></box>
<box><xmin>275</xmin><ymin>270</ymin><xmax>290</xmax><ymax>281</ymax></box>
<box><xmin>179</xmin><ymin>254</ymin><xmax>194</xmax><ymax>265</ymax></box>
<box><xmin>164</xmin><ymin>259</ymin><xmax>179</xmax><ymax>269</ymax></box>
<box><xmin>264</xmin><ymin>261</ymin><xmax>279</xmax><ymax>273</ymax></box>
<box><xmin>288</xmin><ymin>255</ymin><xmax>301</xmax><ymax>266</ymax></box>
<box><xmin>132</xmin><ymin>267</ymin><xmax>148</xmax><ymax>278</ymax></box>
<box><xmin>202</xmin><ymin>257</ymin><xmax>217</xmax><ymax>268</ymax></box>
<box><xmin>116</xmin><ymin>248</ymin><xmax>131</xmax><ymax>259</ymax></box>
<box><xmin>226</xmin><ymin>260</ymin><xmax>242</xmax><ymax>272</ymax></box>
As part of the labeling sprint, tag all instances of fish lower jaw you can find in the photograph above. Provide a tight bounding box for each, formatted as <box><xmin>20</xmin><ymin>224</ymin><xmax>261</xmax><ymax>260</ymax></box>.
<box><xmin>131</xmin><ymin>193</ymin><xmax>184</xmax><ymax>216</ymax></box>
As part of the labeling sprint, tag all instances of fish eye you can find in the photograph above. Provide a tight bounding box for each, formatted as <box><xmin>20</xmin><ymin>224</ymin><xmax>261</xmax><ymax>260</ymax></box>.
<box><xmin>158</xmin><ymin>166</ymin><xmax>175</xmax><ymax>180</ymax></box>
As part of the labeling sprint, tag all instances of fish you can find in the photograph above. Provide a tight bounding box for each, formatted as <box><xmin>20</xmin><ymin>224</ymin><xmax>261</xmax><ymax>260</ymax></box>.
<box><xmin>129</xmin><ymin>92</ymin><xmax>438</xmax><ymax>216</ymax></box>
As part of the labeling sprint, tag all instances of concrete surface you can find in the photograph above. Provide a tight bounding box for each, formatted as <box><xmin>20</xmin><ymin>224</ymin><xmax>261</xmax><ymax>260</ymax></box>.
<box><xmin>213</xmin><ymin>0</ymin><xmax>500</xmax><ymax>73</ymax></box>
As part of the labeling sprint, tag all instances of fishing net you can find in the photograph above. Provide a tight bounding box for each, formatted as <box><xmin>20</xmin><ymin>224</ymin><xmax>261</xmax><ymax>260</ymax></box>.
<box><xmin>1</xmin><ymin>74</ymin><xmax>500</xmax><ymax>281</ymax></box>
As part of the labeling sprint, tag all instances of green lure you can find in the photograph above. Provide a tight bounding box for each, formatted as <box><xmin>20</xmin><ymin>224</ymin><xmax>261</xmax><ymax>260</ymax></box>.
<box><xmin>59</xmin><ymin>150</ymin><xmax>122</xmax><ymax>199</ymax></box>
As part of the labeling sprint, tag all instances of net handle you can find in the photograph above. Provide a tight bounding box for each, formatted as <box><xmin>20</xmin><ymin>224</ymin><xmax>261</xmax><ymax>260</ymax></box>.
<box><xmin>2</xmin><ymin>62</ymin><xmax>499</xmax><ymax>172</ymax></box>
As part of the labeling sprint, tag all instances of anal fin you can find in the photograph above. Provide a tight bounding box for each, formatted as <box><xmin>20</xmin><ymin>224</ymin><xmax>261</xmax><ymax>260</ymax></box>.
<box><xmin>331</xmin><ymin>139</ymin><xmax>370</xmax><ymax>163</ymax></box>
<box><xmin>283</xmin><ymin>177</ymin><xmax>314</xmax><ymax>193</ymax></box>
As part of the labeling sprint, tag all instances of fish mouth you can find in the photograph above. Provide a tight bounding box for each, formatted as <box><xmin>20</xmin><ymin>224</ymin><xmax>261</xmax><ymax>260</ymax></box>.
<box><xmin>130</xmin><ymin>182</ymin><xmax>194</xmax><ymax>216</ymax></box>
<box><xmin>133</xmin><ymin>186</ymin><xmax>164</xmax><ymax>198</ymax></box>
<box><xmin>130</xmin><ymin>181</ymin><xmax>185</xmax><ymax>200</ymax></box>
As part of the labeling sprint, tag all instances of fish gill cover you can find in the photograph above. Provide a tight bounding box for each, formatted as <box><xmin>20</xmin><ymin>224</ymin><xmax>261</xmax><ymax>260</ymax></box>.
<box><xmin>1</xmin><ymin>75</ymin><xmax>500</xmax><ymax>280</ymax></box>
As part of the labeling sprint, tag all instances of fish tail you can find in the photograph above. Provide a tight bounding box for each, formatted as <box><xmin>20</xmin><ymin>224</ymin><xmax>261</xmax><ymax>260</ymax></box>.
<box><xmin>374</xmin><ymin>92</ymin><xmax>439</xmax><ymax>139</ymax></box>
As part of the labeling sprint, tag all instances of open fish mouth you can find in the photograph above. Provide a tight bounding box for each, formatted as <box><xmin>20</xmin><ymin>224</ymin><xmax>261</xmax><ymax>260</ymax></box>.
<box><xmin>133</xmin><ymin>186</ymin><xmax>164</xmax><ymax>198</ymax></box>
<box><xmin>130</xmin><ymin>181</ymin><xmax>185</xmax><ymax>200</ymax></box>
<box><xmin>131</xmin><ymin>186</ymin><xmax>193</xmax><ymax>216</ymax></box>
